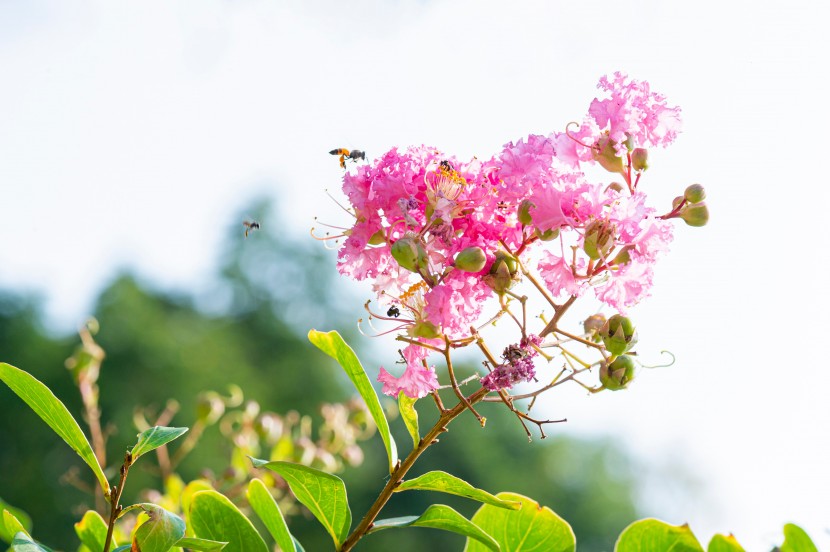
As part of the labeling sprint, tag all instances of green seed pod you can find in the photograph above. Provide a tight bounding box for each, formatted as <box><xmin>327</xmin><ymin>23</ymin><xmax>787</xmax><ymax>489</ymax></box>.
<box><xmin>534</xmin><ymin>227</ymin><xmax>560</xmax><ymax>241</ymax></box>
<box><xmin>600</xmin><ymin>314</ymin><xmax>638</xmax><ymax>355</ymax></box>
<box><xmin>454</xmin><ymin>246</ymin><xmax>487</xmax><ymax>273</ymax></box>
<box><xmin>410</xmin><ymin>320</ymin><xmax>440</xmax><ymax>339</ymax></box>
<box><xmin>684</xmin><ymin>183</ymin><xmax>706</xmax><ymax>204</ymax></box>
<box><xmin>681</xmin><ymin>202</ymin><xmax>709</xmax><ymax>227</ymax></box>
<box><xmin>593</xmin><ymin>136</ymin><xmax>625</xmax><ymax>175</ymax></box>
<box><xmin>483</xmin><ymin>250</ymin><xmax>520</xmax><ymax>294</ymax></box>
<box><xmin>391</xmin><ymin>237</ymin><xmax>428</xmax><ymax>273</ymax></box>
<box><xmin>518</xmin><ymin>200</ymin><xmax>534</xmax><ymax>226</ymax></box>
<box><xmin>600</xmin><ymin>355</ymin><xmax>635</xmax><ymax>390</ymax></box>
<box><xmin>672</xmin><ymin>196</ymin><xmax>685</xmax><ymax>209</ymax></box>
<box><xmin>583</xmin><ymin>220</ymin><xmax>616</xmax><ymax>260</ymax></box>
<box><xmin>631</xmin><ymin>148</ymin><xmax>649</xmax><ymax>171</ymax></box>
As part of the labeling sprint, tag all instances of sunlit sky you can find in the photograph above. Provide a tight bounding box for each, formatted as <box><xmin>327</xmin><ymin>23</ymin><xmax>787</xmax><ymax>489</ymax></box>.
<box><xmin>2</xmin><ymin>1</ymin><xmax>829</xmax><ymax>549</ymax></box>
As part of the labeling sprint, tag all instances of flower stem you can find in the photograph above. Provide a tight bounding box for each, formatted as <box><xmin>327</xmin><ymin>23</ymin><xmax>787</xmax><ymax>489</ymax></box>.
<box><xmin>339</xmin><ymin>387</ymin><xmax>489</xmax><ymax>552</ymax></box>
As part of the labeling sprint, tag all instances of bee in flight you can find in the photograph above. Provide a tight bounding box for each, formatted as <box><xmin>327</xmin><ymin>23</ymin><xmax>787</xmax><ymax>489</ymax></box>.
<box><xmin>330</xmin><ymin>148</ymin><xmax>366</xmax><ymax>169</ymax></box>
<box><xmin>386</xmin><ymin>305</ymin><xmax>401</xmax><ymax>318</ymax></box>
<box><xmin>243</xmin><ymin>220</ymin><xmax>261</xmax><ymax>238</ymax></box>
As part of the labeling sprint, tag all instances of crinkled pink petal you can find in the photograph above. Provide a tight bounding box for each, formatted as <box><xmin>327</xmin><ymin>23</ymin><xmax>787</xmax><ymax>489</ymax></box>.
<box><xmin>538</xmin><ymin>251</ymin><xmax>586</xmax><ymax>298</ymax></box>
<box><xmin>377</xmin><ymin>361</ymin><xmax>439</xmax><ymax>399</ymax></box>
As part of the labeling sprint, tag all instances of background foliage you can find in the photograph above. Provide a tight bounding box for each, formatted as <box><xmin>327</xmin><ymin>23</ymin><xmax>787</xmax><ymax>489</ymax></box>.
<box><xmin>0</xmin><ymin>200</ymin><xmax>640</xmax><ymax>551</ymax></box>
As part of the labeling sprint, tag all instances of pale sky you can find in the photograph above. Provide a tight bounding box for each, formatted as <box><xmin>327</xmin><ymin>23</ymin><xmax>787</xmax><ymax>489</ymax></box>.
<box><xmin>2</xmin><ymin>1</ymin><xmax>829</xmax><ymax>550</ymax></box>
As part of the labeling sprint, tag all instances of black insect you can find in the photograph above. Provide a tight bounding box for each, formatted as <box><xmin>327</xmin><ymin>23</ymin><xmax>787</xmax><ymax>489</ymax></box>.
<box><xmin>243</xmin><ymin>220</ymin><xmax>260</xmax><ymax>238</ymax></box>
<box><xmin>386</xmin><ymin>305</ymin><xmax>401</xmax><ymax>318</ymax></box>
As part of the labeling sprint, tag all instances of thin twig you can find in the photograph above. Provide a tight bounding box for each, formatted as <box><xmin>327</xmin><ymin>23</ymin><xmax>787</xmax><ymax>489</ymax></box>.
<box><xmin>103</xmin><ymin>451</ymin><xmax>133</xmax><ymax>552</ymax></box>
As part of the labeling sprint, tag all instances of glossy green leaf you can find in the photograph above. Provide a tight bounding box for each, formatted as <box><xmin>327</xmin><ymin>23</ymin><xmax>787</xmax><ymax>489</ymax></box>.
<box><xmin>74</xmin><ymin>510</ymin><xmax>109</xmax><ymax>551</ymax></box>
<box><xmin>9</xmin><ymin>532</ymin><xmax>52</xmax><ymax>552</ymax></box>
<box><xmin>780</xmin><ymin>523</ymin><xmax>818</xmax><ymax>552</ymax></box>
<box><xmin>707</xmin><ymin>533</ymin><xmax>745</xmax><ymax>552</ymax></box>
<box><xmin>1</xmin><ymin>503</ymin><xmax>31</xmax><ymax>544</ymax></box>
<box><xmin>181</xmin><ymin>479</ymin><xmax>213</xmax><ymax>535</ymax></box>
<box><xmin>3</xmin><ymin>510</ymin><xmax>30</xmax><ymax>542</ymax></box>
<box><xmin>308</xmin><ymin>330</ymin><xmax>398</xmax><ymax>473</ymax></box>
<box><xmin>398</xmin><ymin>391</ymin><xmax>420</xmax><ymax>449</ymax></box>
<box><xmin>174</xmin><ymin>536</ymin><xmax>228</xmax><ymax>550</ymax></box>
<box><xmin>112</xmin><ymin>546</ymin><xmax>131</xmax><ymax>552</ymax></box>
<box><xmin>465</xmin><ymin>492</ymin><xmax>575</xmax><ymax>552</ymax></box>
<box><xmin>0</xmin><ymin>363</ymin><xmax>109</xmax><ymax>496</ymax></box>
<box><xmin>131</xmin><ymin>426</ymin><xmax>189</xmax><ymax>461</ymax></box>
<box><xmin>246</xmin><ymin>478</ymin><xmax>296</xmax><ymax>552</ymax></box>
<box><xmin>371</xmin><ymin>504</ymin><xmax>498</xmax><ymax>551</ymax></box>
<box><xmin>251</xmin><ymin>458</ymin><xmax>351</xmax><ymax>549</ymax></box>
<box><xmin>126</xmin><ymin>504</ymin><xmax>186</xmax><ymax>552</ymax></box>
<box><xmin>615</xmin><ymin>518</ymin><xmax>703</xmax><ymax>552</ymax></box>
<box><xmin>189</xmin><ymin>490</ymin><xmax>268</xmax><ymax>552</ymax></box>
<box><xmin>396</xmin><ymin>471</ymin><xmax>519</xmax><ymax>510</ymax></box>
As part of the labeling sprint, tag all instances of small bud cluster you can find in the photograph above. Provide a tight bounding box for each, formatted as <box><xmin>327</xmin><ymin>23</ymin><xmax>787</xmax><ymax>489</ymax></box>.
<box><xmin>480</xmin><ymin>335</ymin><xmax>542</xmax><ymax>391</ymax></box>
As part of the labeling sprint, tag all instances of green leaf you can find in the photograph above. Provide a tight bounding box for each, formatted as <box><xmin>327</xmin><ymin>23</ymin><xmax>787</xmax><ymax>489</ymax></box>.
<box><xmin>74</xmin><ymin>510</ymin><xmax>110</xmax><ymax>551</ymax></box>
<box><xmin>308</xmin><ymin>330</ymin><xmax>398</xmax><ymax>473</ymax></box>
<box><xmin>126</xmin><ymin>504</ymin><xmax>186</xmax><ymax>552</ymax></box>
<box><xmin>396</xmin><ymin>471</ymin><xmax>519</xmax><ymax>510</ymax></box>
<box><xmin>371</xmin><ymin>504</ymin><xmax>499</xmax><ymax>551</ymax></box>
<box><xmin>251</xmin><ymin>458</ymin><xmax>351</xmax><ymax>549</ymax></box>
<box><xmin>398</xmin><ymin>391</ymin><xmax>420</xmax><ymax>449</ymax></box>
<box><xmin>112</xmin><ymin>546</ymin><xmax>131</xmax><ymax>552</ymax></box>
<box><xmin>3</xmin><ymin>510</ymin><xmax>30</xmax><ymax>542</ymax></box>
<box><xmin>246</xmin><ymin>478</ymin><xmax>296</xmax><ymax>552</ymax></box>
<box><xmin>615</xmin><ymin>518</ymin><xmax>703</xmax><ymax>552</ymax></box>
<box><xmin>188</xmin><ymin>490</ymin><xmax>268</xmax><ymax>552</ymax></box>
<box><xmin>780</xmin><ymin>523</ymin><xmax>818</xmax><ymax>552</ymax></box>
<box><xmin>174</xmin><ymin>536</ymin><xmax>228</xmax><ymax>550</ymax></box>
<box><xmin>9</xmin><ymin>532</ymin><xmax>52</xmax><ymax>552</ymax></box>
<box><xmin>181</xmin><ymin>479</ymin><xmax>213</xmax><ymax>537</ymax></box>
<box><xmin>465</xmin><ymin>492</ymin><xmax>575</xmax><ymax>552</ymax></box>
<box><xmin>0</xmin><ymin>363</ymin><xmax>109</xmax><ymax>496</ymax></box>
<box><xmin>1</xmin><ymin>503</ymin><xmax>31</xmax><ymax>544</ymax></box>
<box><xmin>707</xmin><ymin>533</ymin><xmax>745</xmax><ymax>552</ymax></box>
<box><xmin>131</xmin><ymin>426</ymin><xmax>189</xmax><ymax>461</ymax></box>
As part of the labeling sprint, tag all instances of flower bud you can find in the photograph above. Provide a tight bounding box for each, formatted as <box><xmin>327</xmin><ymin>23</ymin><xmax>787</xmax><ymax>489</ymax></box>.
<box><xmin>391</xmin><ymin>237</ymin><xmax>428</xmax><ymax>273</ymax></box>
<box><xmin>680</xmin><ymin>202</ymin><xmax>709</xmax><ymax>227</ymax></box>
<box><xmin>518</xmin><ymin>200</ymin><xmax>534</xmax><ymax>226</ymax></box>
<box><xmin>611</xmin><ymin>245</ymin><xmax>634</xmax><ymax>266</ymax></box>
<box><xmin>368</xmin><ymin>229</ymin><xmax>386</xmax><ymax>245</ymax></box>
<box><xmin>583</xmin><ymin>220</ymin><xmax>616</xmax><ymax>260</ymax></box>
<box><xmin>672</xmin><ymin>196</ymin><xmax>684</xmax><ymax>209</ymax></box>
<box><xmin>631</xmin><ymin>148</ymin><xmax>649</xmax><ymax>171</ymax></box>
<box><xmin>600</xmin><ymin>314</ymin><xmax>638</xmax><ymax>355</ymax></box>
<box><xmin>583</xmin><ymin>313</ymin><xmax>607</xmax><ymax>342</ymax></box>
<box><xmin>592</xmin><ymin>136</ymin><xmax>625</xmax><ymax>175</ymax></box>
<box><xmin>454</xmin><ymin>246</ymin><xmax>487</xmax><ymax>272</ymax></box>
<box><xmin>607</xmin><ymin>182</ymin><xmax>624</xmax><ymax>194</ymax></box>
<box><xmin>600</xmin><ymin>355</ymin><xmax>635</xmax><ymax>390</ymax></box>
<box><xmin>534</xmin><ymin>227</ymin><xmax>560</xmax><ymax>241</ymax></box>
<box><xmin>196</xmin><ymin>393</ymin><xmax>225</xmax><ymax>425</ymax></box>
<box><xmin>684</xmin><ymin>184</ymin><xmax>706</xmax><ymax>204</ymax></box>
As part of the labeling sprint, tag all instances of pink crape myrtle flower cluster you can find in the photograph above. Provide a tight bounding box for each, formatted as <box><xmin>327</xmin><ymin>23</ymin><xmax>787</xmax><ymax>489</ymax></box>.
<box><xmin>325</xmin><ymin>72</ymin><xmax>705</xmax><ymax>400</ymax></box>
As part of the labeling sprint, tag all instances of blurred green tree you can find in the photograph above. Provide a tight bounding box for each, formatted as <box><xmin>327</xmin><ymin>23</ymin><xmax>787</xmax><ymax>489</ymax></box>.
<box><xmin>0</xmin><ymin>198</ymin><xmax>639</xmax><ymax>551</ymax></box>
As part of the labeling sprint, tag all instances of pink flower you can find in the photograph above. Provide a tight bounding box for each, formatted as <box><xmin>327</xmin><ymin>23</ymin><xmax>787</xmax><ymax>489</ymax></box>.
<box><xmin>594</xmin><ymin>255</ymin><xmax>654</xmax><ymax>311</ymax></box>
<box><xmin>377</xmin><ymin>345</ymin><xmax>439</xmax><ymax>398</ymax></box>
<box><xmin>538</xmin><ymin>252</ymin><xmax>586</xmax><ymax>298</ymax></box>
<box><xmin>589</xmin><ymin>72</ymin><xmax>682</xmax><ymax>150</ymax></box>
